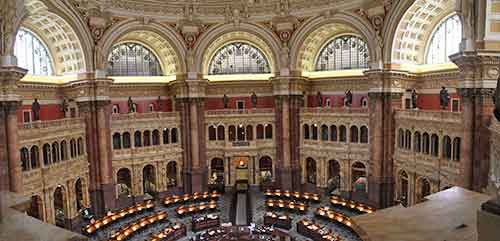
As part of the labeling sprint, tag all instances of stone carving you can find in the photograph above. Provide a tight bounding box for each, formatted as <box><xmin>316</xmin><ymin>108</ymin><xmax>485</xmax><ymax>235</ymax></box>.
<box><xmin>32</xmin><ymin>98</ymin><xmax>41</xmax><ymax>121</ymax></box>
<box><xmin>223</xmin><ymin>94</ymin><xmax>229</xmax><ymax>109</ymax></box>
<box><xmin>411</xmin><ymin>89</ymin><xmax>418</xmax><ymax>109</ymax></box>
<box><xmin>439</xmin><ymin>87</ymin><xmax>449</xmax><ymax>110</ymax></box>
<box><xmin>127</xmin><ymin>97</ymin><xmax>135</xmax><ymax>113</ymax></box>
<box><xmin>316</xmin><ymin>91</ymin><xmax>323</xmax><ymax>107</ymax></box>
<box><xmin>251</xmin><ymin>92</ymin><xmax>257</xmax><ymax>108</ymax></box>
<box><xmin>495</xmin><ymin>71</ymin><xmax>500</xmax><ymax>121</ymax></box>
<box><xmin>61</xmin><ymin>99</ymin><xmax>69</xmax><ymax>116</ymax></box>
<box><xmin>344</xmin><ymin>90</ymin><xmax>353</xmax><ymax>107</ymax></box>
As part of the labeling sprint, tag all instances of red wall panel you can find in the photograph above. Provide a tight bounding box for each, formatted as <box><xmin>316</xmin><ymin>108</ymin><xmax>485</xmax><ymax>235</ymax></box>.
<box><xmin>204</xmin><ymin>96</ymin><xmax>275</xmax><ymax>110</ymax></box>
<box><xmin>17</xmin><ymin>104</ymin><xmax>64</xmax><ymax>123</ymax></box>
<box><xmin>307</xmin><ymin>94</ymin><xmax>368</xmax><ymax>108</ymax></box>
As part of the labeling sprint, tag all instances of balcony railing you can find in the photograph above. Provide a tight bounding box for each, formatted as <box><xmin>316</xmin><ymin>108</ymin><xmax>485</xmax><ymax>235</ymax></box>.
<box><xmin>301</xmin><ymin>107</ymin><xmax>368</xmax><ymax>114</ymax></box>
<box><xmin>111</xmin><ymin>112</ymin><xmax>179</xmax><ymax>121</ymax></box>
<box><xmin>205</xmin><ymin>108</ymin><xmax>275</xmax><ymax>116</ymax></box>
<box><xmin>394</xmin><ymin>110</ymin><xmax>462</xmax><ymax>123</ymax></box>
<box><xmin>18</xmin><ymin>117</ymin><xmax>85</xmax><ymax>130</ymax></box>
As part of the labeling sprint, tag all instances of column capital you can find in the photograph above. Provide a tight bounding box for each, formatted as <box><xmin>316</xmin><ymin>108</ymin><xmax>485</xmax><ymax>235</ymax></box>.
<box><xmin>0</xmin><ymin>66</ymin><xmax>27</xmax><ymax>102</ymax></box>
<box><xmin>170</xmin><ymin>79</ymin><xmax>208</xmax><ymax>99</ymax></box>
<box><xmin>450</xmin><ymin>51</ymin><xmax>500</xmax><ymax>89</ymax></box>
<box><xmin>270</xmin><ymin>76</ymin><xmax>307</xmax><ymax>96</ymax></box>
<box><xmin>364</xmin><ymin>69</ymin><xmax>413</xmax><ymax>94</ymax></box>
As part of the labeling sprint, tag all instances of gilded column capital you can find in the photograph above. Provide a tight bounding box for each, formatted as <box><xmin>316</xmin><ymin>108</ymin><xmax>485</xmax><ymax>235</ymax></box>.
<box><xmin>450</xmin><ymin>51</ymin><xmax>500</xmax><ymax>89</ymax></box>
<box><xmin>364</xmin><ymin>69</ymin><xmax>413</xmax><ymax>94</ymax></box>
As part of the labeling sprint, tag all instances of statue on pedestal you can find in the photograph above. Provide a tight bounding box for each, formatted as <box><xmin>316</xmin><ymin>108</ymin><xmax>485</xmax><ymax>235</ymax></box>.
<box><xmin>61</xmin><ymin>99</ymin><xmax>69</xmax><ymax>116</ymax></box>
<box><xmin>156</xmin><ymin>96</ymin><xmax>162</xmax><ymax>112</ymax></box>
<box><xmin>439</xmin><ymin>87</ymin><xmax>449</xmax><ymax>110</ymax></box>
<box><xmin>316</xmin><ymin>91</ymin><xmax>323</xmax><ymax>107</ymax></box>
<box><xmin>251</xmin><ymin>92</ymin><xmax>257</xmax><ymax>108</ymax></box>
<box><xmin>345</xmin><ymin>90</ymin><xmax>353</xmax><ymax>107</ymax></box>
<box><xmin>411</xmin><ymin>89</ymin><xmax>418</xmax><ymax>109</ymax></box>
<box><xmin>32</xmin><ymin>98</ymin><xmax>41</xmax><ymax>121</ymax></box>
<box><xmin>223</xmin><ymin>94</ymin><xmax>229</xmax><ymax>109</ymax></box>
<box><xmin>127</xmin><ymin>97</ymin><xmax>135</xmax><ymax>113</ymax></box>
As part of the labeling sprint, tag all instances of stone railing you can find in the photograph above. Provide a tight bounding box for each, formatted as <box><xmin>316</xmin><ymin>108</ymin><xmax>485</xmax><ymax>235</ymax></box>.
<box><xmin>205</xmin><ymin>108</ymin><xmax>275</xmax><ymax>116</ymax></box>
<box><xmin>112</xmin><ymin>144</ymin><xmax>182</xmax><ymax>158</ymax></box>
<box><xmin>19</xmin><ymin>117</ymin><xmax>85</xmax><ymax>130</ymax></box>
<box><xmin>111</xmin><ymin>112</ymin><xmax>179</xmax><ymax>121</ymax></box>
<box><xmin>18</xmin><ymin>118</ymin><xmax>86</xmax><ymax>141</ymax></box>
<box><xmin>394</xmin><ymin>109</ymin><xmax>462</xmax><ymax>124</ymax></box>
<box><xmin>111</xmin><ymin>112</ymin><xmax>181</xmax><ymax>130</ymax></box>
<box><xmin>301</xmin><ymin>107</ymin><xmax>369</xmax><ymax>114</ymax></box>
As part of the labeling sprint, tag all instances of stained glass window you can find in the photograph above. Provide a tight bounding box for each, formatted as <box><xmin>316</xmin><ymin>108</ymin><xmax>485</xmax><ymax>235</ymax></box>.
<box><xmin>14</xmin><ymin>28</ymin><xmax>54</xmax><ymax>76</ymax></box>
<box><xmin>315</xmin><ymin>35</ymin><xmax>369</xmax><ymax>71</ymax></box>
<box><xmin>426</xmin><ymin>14</ymin><xmax>462</xmax><ymax>64</ymax></box>
<box><xmin>108</xmin><ymin>43</ymin><xmax>162</xmax><ymax>76</ymax></box>
<box><xmin>208</xmin><ymin>42</ymin><xmax>270</xmax><ymax>75</ymax></box>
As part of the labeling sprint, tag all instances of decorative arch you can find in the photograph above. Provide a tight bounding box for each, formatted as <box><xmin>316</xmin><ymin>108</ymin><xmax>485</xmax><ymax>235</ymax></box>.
<box><xmin>98</xmin><ymin>20</ymin><xmax>186</xmax><ymax>75</ymax></box>
<box><xmin>53</xmin><ymin>185</ymin><xmax>68</xmax><ymax>228</ymax></box>
<box><xmin>390</xmin><ymin>0</ymin><xmax>458</xmax><ymax>65</ymax></box>
<box><xmin>290</xmin><ymin>13</ymin><xmax>380</xmax><ymax>74</ymax></box>
<box><xmin>194</xmin><ymin>23</ymin><xmax>282</xmax><ymax>76</ymax></box>
<box><xmin>20</xmin><ymin>0</ymin><xmax>90</xmax><ymax>75</ymax></box>
<box><xmin>116</xmin><ymin>168</ymin><xmax>132</xmax><ymax>197</ymax></box>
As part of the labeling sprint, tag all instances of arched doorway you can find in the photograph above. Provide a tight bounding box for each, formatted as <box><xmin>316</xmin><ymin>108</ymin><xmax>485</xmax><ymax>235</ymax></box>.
<box><xmin>75</xmin><ymin>178</ymin><xmax>84</xmax><ymax>212</ymax></box>
<box><xmin>417</xmin><ymin>178</ymin><xmax>431</xmax><ymax>203</ymax></box>
<box><xmin>352</xmin><ymin>162</ymin><xmax>367</xmax><ymax>192</ymax></box>
<box><xmin>53</xmin><ymin>186</ymin><xmax>66</xmax><ymax>228</ymax></box>
<box><xmin>166</xmin><ymin>161</ymin><xmax>177</xmax><ymax>188</ymax></box>
<box><xmin>327</xmin><ymin>160</ymin><xmax>341</xmax><ymax>191</ymax></box>
<box><xmin>258</xmin><ymin>156</ymin><xmax>273</xmax><ymax>185</ymax></box>
<box><xmin>306</xmin><ymin>158</ymin><xmax>317</xmax><ymax>184</ymax></box>
<box><xmin>143</xmin><ymin>165</ymin><xmax>156</xmax><ymax>196</ymax></box>
<box><xmin>209</xmin><ymin>158</ymin><xmax>224</xmax><ymax>185</ymax></box>
<box><xmin>399</xmin><ymin>171</ymin><xmax>409</xmax><ymax>207</ymax></box>
<box><xmin>117</xmin><ymin>168</ymin><xmax>132</xmax><ymax>197</ymax></box>
<box><xmin>27</xmin><ymin>195</ymin><xmax>43</xmax><ymax>221</ymax></box>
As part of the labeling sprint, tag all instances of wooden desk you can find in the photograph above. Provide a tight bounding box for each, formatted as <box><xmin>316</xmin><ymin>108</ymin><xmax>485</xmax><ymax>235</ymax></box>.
<box><xmin>330</xmin><ymin>195</ymin><xmax>375</xmax><ymax>214</ymax></box>
<box><xmin>265</xmin><ymin>199</ymin><xmax>307</xmax><ymax>213</ymax></box>
<box><xmin>108</xmin><ymin>211</ymin><xmax>168</xmax><ymax>241</ymax></box>
<box><xmin>164</xmin><ymin>191</ymin><xmax>220</xmax><ymax>207</ymax></box>
<box><xmin>265</xmin><ymin>189</ymin><xmax>320</xmax><ymax>202</ymax></box>
<box><xmin>176</xmin><ymin>201</ymin><xmax>218</xmax><ymax>216</ymax></box>
<box><xmin>263</xmin><ymin>212</ymin><xmax>291</xmax><ymax>230</ymax></box>
<box><xmin>151</xmin><ymin>222</ymin><xmax>187</xmax><ymax>241</ymax></box>
<box><xmin>192</xmin><ymin>214</ymin><xmax>220</xmax><ymax>232</ymax></box>
<box><xmin>315</xmin><ymin>206</ymin><xmax>353</xmax><ymax>228</ymax></box>
<box><xmin>83</xmin><ymin>200</ymin><xmax>155</xmax><ymax>235</ymax></box>
<box><xmin>297</xmin><ymin>219</ymin><xmax>343</xmax><ymax>241</ymax></box>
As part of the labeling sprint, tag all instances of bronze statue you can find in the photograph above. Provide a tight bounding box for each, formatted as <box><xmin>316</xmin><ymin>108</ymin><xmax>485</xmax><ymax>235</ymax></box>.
<box><xmin>439</xmin><ymin>87</ymin><xmax>449</xmax><ymax>110</ymax></box>
<box><xmin>61</xmin><ymin>99</ymin><xmax>69</xmax><ymax>116</ymax></box>
<box><xmin>251</xmin><ymin>92</ymin><xmax>257</xmax><ymax>108</ymax></box>
<box><xmin>156</xmin><ymin>96</ymin><xmax>162</xmax><ymax>111</ymax></box>
<box><xmin>128</xmin><ymin>97</ymin><xmax>135</xmax><ymax>113</ymax></box>
<box><xmin>316</xmin><ymin>91</ymin><xmax>323</xmax><ymax>107</ymax></box>
<box><xmin>411</xmin><ymin>89</ymin><xmax>418</xmax><ymax>109</ymax></box>
<box><xmin>223</xmin><ymin>94</ymin><xmax>229</xmax><ymax>109</ymax></box>
<box><xmin>32</xmin><ymin>98</ymin><xmax>41</xmax><ymax>121</ymax></box>
<box><xmin>345</xmin><ymin>90</ymin><xmax>353</xmax><ymax>107</ymax></box>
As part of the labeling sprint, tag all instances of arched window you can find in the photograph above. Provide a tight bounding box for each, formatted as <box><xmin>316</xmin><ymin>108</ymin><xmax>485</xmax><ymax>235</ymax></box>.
<box><xmin>399</xmin><ymin>171</ymin><xmax>409</xmax><ymax>207</ymax></box>
<box><xmin>51</xmin><ymin>142</ymin><xmax>59</xmax><ymax>163</ymax></box>
<box><xmin>414</xmin><ymin>132</ymin><xmax>421</xmax><ymax>153</ymax></box>
<box><xmin>163</xmin><ymin>128</ymin><xmax>170</xmax><ymax>144</ymax></box>
<box><xmin>312</xmin><ymin>125</ymin><xmax>318</xmax><ymax>140</ymax></box>
<box><xmin>350</xmin><ymin>126</ymin><xmax>359</xmax><ymax>143</ymax></box>
<box><xmin>20</xmin><ymin>148</ymin><xmax>30</xmax><ymax>171</ymax></box>
<box><xmin>143</xmin><ymin>130</ymin><xmax>151</xmax><ymax>146</ymax></box>
<box><xmin>70</xmin><ymin>139</ymin><xmax>76</xmax><ymax>158</ymax></box>
<box><xmin>14</xmin><ymin>28</ymin><xmax>54</xmax><ymax>76</ymax></box>
<box><xmin>229</xmin><ymin>125</ymin><xmax>236</xmax><ymax>141</ymax></box>
<box><xmin>330</xmin><ymin>125</ymin><xmax>337</xmax><ymax>142</ymax></box>
<box><xmin>398</xmin><ymin>129</ymin><xmax>405</xmax><ymax>149</ymax></box>
<box><xmin>405</xmin><ymin>130</ymin><xmax>412</xmax><ymax>150</ymax></box>
<box><xmin>134</xmin><ymin>131</ymin><xmax>142</xmax><ymax>147</ymax></box>
<box><xmin>426</xmin><ymin>14</ymin><xmax>462</xmax><ymax>64</ymax></box>
<box><xmin>259</xmin><ymin>156</ymin><xmax>273</xmax><ymax>184</ymax></box>
<box><xmin>303</xmin><ymin>124</ymin><xmax>310</xmax><ymax>140</ymax></box>
<box><xmin>30</xmin><ymin>146</ymin><xmax>39</xmax><ymax>169</ymax></box>
<box><xmin>217</xmin><ymin>126</ymin><xmax>225</xmax><ymax>140</ymax></box>
<box><xmin>171</xmin><ymin>128</ymin><xmax>178</xmax><ymax>143</ymax></box>
<box><xmin>208</xmin><ymin>126</ymin><xmax>217</xmax><ymax>141</ymax></box>
<box><xmin>265</xmin><ymin>124</ymin><xmax>273</xmax><ymax>139</ymax></box>
<box><xmin>316</xmin><ymin>35</ymin><xmax>369</xmax><ymax>71</ymax></box>
<box><xmin>77</xmin><ymin>138</ymin><xmax>84</xmax><ymax>156</ymax></box>
<box><xmin>306</xmin><ymin>158</ymin><xmax>317</xmax><ymax>184</ymax></box>
<box><xmin>152</xmin><ymin>130</ymin><xmax>160</xmax><ymax>146</ymax></box>
<box><xmin>431</xmin><ymin>134</ymin><xmax>439</xmax><ymax>157</ymax></box>
<box><xmin>208</xmin><ymin>42</ymin><xmax>271</xmax><ymax>75</ymax></box>
<box><xmin>60</xmin><ymin>141</ymin><xmax>68</xmax><ymax>161</ymax></box>
<box><xmin>116</xmin><ymin>168</ymin><xmax>131</xmax><ymax>197</ymax></box>
<box><xmin>452</xmin><ymin>137</ymin><xmax>461</xmax><ymax>161</ymax></box>
<box><xmin>123</xmin><ymin>132</ymin><xmax>131</xmax><ymax>149</ymax></box>
<box><xmin>257</xmin><ymin>124</ymin><xmax>264</xmax><ymax>140</ymax></box>
<box><xmin>43</xmin><ymin>144</ymin><xmax>51</xmax><ymax>166</ymax></box>
<box><xmin>166</xmin><ymin>161</ymin><xmax>177</xmax><ymax>188</ymax></box>
<box><xmin>360</xmin><ymin>126</ymin><xmax>368</xmax><ymax>143</ymax></box>
<box><xmin>246</xmin><ymin>125</ymin><xmax>254</xmax><ymax>141</ymax></box>
<box><xmin>237</xmin><ymin>125</ymin><xmax>245</xmax><ymax>141</ymax></box>
<box><xmin>352</xmin><ymin>162</ymin><xmax>367</xmax><ymax>192</ymax></box>
<box><xmin>443</xmin><ymin>136</ymin><xmax>452</xmax><ymax>160</ymax></box>
<box><xmin>143</xmin><ymin>165</ymin><xmax>156</xmax><ymax>195</ymax></box>
<box><xmin>339</xmin><ymin>125</ymin><xmax>347</xmax><ymax>142</ymax></box>
<box><xmin>107</xmin><ymin>42</ymin><xmax>162</xmax><ymax>76</ymax></box>
<box><xmin>423</xmin><ymin>133</ymin><xmax>430</xmax><ymax>154</ymax></box>
<box><xmin>113</xmin><ymin>133</ymin><xmax>122</xmax><ymax>149</ymax></box>
<box><xmin>112</xmin><ymin>104</ymin><xmax>120</xmax><ymax>114</ymax></box>
<box><xmin>321</xmin><ymin>125</ymin><xmax>329</xmax><ymax>141</ymax></box>
<box><xmin>75</xmin><ymin>179</ymin><xmax>84</xmax><ymax>211</ymax></box>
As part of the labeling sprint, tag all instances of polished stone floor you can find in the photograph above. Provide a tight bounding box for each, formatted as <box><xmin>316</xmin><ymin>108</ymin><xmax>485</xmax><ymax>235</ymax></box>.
<box><xmin>88</xmin><ymin>188</ymin><xmax>363</xmax><ymax>241</ymax></box>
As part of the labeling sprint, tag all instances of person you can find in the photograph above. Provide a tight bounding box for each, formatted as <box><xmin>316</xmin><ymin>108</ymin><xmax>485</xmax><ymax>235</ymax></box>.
<box><xmin>411</xmin><ymin>89</ymin><xmax>418</xmax><ymax>109</ymax></box>
<box><xmin>223</xmin><ymin>94</ymin><xmax>229</xmax><ymax>109</ymax></box>
<box><xmin>345</xmin><ymin>90</ymin><xmax>353</xmax><ymax>107</ymax></box>
<box><xmin>439</xmin><ymin>87</ymin><xmax>449</xmax><ymax>110</ymax></box>
<box><xmin>251</xmin><ymin>92</ymin><xmax>257</xmax><ymax>108</ymax></box>
<box><xmin>32</xmin><ymin>98</ymin><xmax>41</xmax><ymax>121</ymax></box>
<box><xmin>128</xmin><ymin>97</ymin><xmax>135</xmax><ymax>113</ymax></box>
